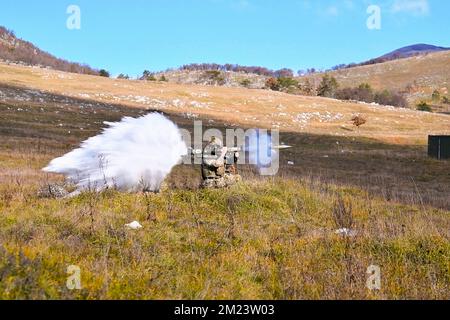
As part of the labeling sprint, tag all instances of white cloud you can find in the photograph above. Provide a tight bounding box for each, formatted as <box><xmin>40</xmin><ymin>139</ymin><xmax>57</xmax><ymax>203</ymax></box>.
<box><xmin>391</xmin><ymin>0</ymin><xmax>430</xmax><ymax>15</ymax></box>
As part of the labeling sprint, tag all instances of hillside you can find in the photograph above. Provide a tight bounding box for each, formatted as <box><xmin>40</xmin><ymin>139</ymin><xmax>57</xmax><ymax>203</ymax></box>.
<box><xmin>378</xmin><ymin>44</ymin><xmax>450</xmax><ymax>61</ymax></box>
<box><xmin>154</xmin><ymin>48</ymin><xmax>450</xmax><ymax>111</ymax></box>
<box><xmin>0</xmin><ymin>26</ymin><xmax>99</xmax><ymax>75</ymax></box>
<box><xmin>299</xmin><ymin>51</ymin><xmax>450</xmax><ymax>109</ymax></box>
<box><xmin>1</xmin><ymin>62</ymin><xmax>449</xmax><ymax>145</ymax></box>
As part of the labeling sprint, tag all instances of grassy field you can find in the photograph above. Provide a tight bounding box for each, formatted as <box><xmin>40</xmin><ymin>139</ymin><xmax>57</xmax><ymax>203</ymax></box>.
<box><xmin>1</xmin><ymin>67</ymin><xmax>450</xmax><ymax>299</ymax></box>
<box><xmin>1</xmin><ymin>62</ymin><xmax>449</xmax><ymax>145</ymax></box>
<box><xmin>1</xmin><ymin>177</ymin><xmax>449</xmax><ymax>300</ymax></box>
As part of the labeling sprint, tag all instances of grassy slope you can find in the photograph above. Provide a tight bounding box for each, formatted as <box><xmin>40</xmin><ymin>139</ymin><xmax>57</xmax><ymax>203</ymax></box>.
<box><xmin>300</xmin><ymin>51</ymin><xmax>450</xmax><ymax>108</ymax></box>
<box><xmin>1</xmin><ymin>179</ymin><xmax>449</xmax><ymax>300</ymax></box>
<box><xmin>1</xmin><ymin>62</ymin><xmax>449</xmax><ymax>145</ymax></box>
<box><xmin>1</xmin><ymin>64</ymin><xmax>450</xmax><ymax>299</ymax></box>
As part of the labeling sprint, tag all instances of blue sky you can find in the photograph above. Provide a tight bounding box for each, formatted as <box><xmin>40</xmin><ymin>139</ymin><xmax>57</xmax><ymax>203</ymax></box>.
<box><xmin>1</xmin><ymin>0</ymin><xmax>449</xmax><ymax>77</ymax></box>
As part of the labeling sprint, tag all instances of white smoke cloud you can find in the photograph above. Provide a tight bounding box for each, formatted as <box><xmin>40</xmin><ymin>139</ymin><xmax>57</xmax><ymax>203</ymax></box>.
<box><xmin>245</xmin><ymin>129</ymin><xmax>279</xmax><ymax>175</ymax></box>
<box><xmin>43</xmin><ymin>113</ymin><xmax>187</xmax><ymax>193</ymax></box>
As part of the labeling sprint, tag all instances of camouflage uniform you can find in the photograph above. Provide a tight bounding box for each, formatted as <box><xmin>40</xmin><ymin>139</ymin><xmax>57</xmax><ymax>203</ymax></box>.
<box><xmin>202</xmin><ymin>137</ymin><xmax>227</xmax><ymax>180</ymax></box>
<box><xmin>201</xmin><ymin>137</ymin><xmax>241</xmax><ymax>188</ymax></box>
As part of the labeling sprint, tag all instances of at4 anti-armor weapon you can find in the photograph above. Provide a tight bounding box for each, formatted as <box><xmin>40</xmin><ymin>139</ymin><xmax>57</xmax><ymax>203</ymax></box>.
<box><xmin>189</xmin><ymin>144</ymin><xmax>292</xmax><ymax>157</ymax></box>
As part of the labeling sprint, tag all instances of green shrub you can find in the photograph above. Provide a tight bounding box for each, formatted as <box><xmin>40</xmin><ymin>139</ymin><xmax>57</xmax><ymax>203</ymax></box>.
<box><xmin>201</xmin><ymin>71</ymin><xmax>225</xmax><ymax>85</ymax></box>
<box><xmin>141</xmin><ymin>70</ymin><xmax>157</xmax><ymax>81</ymax></box>
<box><xmin>99</xmin><ymin>69</ymin><xmax>110</xmax><ymax>78</ymax></box>
<box><xmin>239</xmin><ymin>79</ymin><xmax>252</xmax><ymax>88</ymax></box>
<box><xmin>432</xmin><ymin>90</ymin><xmax>441</xmax><ymax>102</ymax></box>
<box><xmin>317</xmin><ymin>75</ymin><xmax>339</xmax><ymax>98</ymax></box>
<box><xmin>417</xmin><ymin>101</ymin><xmax>432</xmax><ymax>112</ymax></box>
<box><xmin>265</xmin><ymin>77</ymin><xmax>299</xmax><ymax>92</ymax></box>
<box><xmin>277</xmin><ymin>77</ymin><xmax>299</xmax><ymax>89</ymax></box>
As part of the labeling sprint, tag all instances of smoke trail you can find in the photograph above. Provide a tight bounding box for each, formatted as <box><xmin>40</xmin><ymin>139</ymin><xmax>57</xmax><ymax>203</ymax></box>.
<box><xmin>245</xmin><ymin>129</ymin><xmax>279</xmax><ymax>175</ymax></box>
<box><xmin>43</xmin><ymin>113</ymin><xmax>187</xmax><ymax>193</ymax></box>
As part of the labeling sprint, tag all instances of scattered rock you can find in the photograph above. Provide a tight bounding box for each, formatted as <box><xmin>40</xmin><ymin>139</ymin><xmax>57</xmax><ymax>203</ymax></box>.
<box><xmin>335</xmin><ymin>228</ymin><xmax>358</xmax><ymax>237</ymax></box>
<box><xmin>202</xmin><ymin>174</ymin><xmax>242</xmax><ymax>189</ymax></box>
<box><xmin>37</xmin><ymin>184</ymin><xmax>69</xmax><ymax>199</ymax></box>
<box><xmin>125</xmin><ymin>221</ymin><xmax>143</xmax><ymax>230</ymax></box>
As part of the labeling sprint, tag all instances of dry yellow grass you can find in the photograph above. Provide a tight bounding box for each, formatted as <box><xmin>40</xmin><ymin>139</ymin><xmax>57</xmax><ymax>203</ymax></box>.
<box><xmin>1</xmin><ymin>64</ymin><xmax>450</xmax><ymax>299</ymax></box>
<box><xmin>301</xmin><ymin>51</ymin><xmax>450</xmax><ymax>105</ymax></box>
<box><xmin>1</xmin><ymin>173</ymin><xmax>449</xmax><ymax>300</ymax></box>
<box><xmin>1</xmin><ymin>62</ymin><xmax>449</xmax><ymax>145</ymax></box>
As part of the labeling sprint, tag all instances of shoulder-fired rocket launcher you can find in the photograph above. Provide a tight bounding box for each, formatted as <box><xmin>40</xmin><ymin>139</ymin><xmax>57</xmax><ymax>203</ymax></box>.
<box><xmin>189</xmin><ymin>144</ymin><xmax>292</xmax><ymax>157</ymax></box>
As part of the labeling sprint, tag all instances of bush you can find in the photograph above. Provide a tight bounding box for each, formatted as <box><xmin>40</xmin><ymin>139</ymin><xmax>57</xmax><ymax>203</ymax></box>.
<box><xmin>442</xmin><ymin>96</ymin><xmax>450</xmax><ymax>104</ymax></box>
<box><xmin>201</xmin><ymin>71</ymin><xmax>225</xmax><ymax>85</ymax></box>
<box><xmin>417</xmin><ymin>101</ymin><xmax>432</xmax><ymax>112</ymax></box>
<box><xmin>140</xmin><ymin>70</ymin><xmax>156</xmax><ymax>81</ymax></box>
<box><xmin>374</xmin><ymin>90</ymin><xmax>407</xmax><ymax>108</ymax></box>
<box><xmin>351</xmin><ymin>115</ymin><xmax>367</xmax><ymax>128</ymax></box>
<box><xmin>317</xmin><ymin>75</ymin><xmax>339</xmax><ymax>98</ymax></box>
<box><xmin>239</xmin><ymin>79</ymin><xmax>252</xmax><ymax>88</ymax></box>
<box><xmin>160</xmin><ymin>75</ymin><xmax>168</xmax><ymax>82</ymax></box>
<box><xmin>274</xmin><ymin>68</ymin><xmax>294</xmax><ymax>78</ymax></box>
<box><xmin>277</xmin><ymin>77</ymin><xmax>299</xmax><ymax>89</ymax></box>
<box><xmin>117</xmin><ymin>74</ymin><xmax>129</xmax><ymax>80</ymax></box>
<box><xmin>374</xmin><ymin>90</ymin><xmax>392</xmax><ymax>106</ymax></box>
<box><xmin>300</xmin><ymin>79</ymin><xmax>315</xmax><ymax>96</ymax></box>
<box><xmin>432</xmin><ymin>90</ymin><xmax>441</xmax><ymax>102</ymax></box>
<box><xmin>99</xmin><ymin>69</ymin><xmax>110</xmax><ymax>78</ymax></box>
<box><xmin>388</xmin><ymin>92</ymin><xmax>408</xmax><ymax>108</ymax></box>
<box><xmin>265</xmin><ymin>78</ymin><xmax>280</xmax><ymax>91</ymax></box>
<box><xmin>336</xmin><ymin>84</ymin><xmax>374</xmax><ymax>103</ymax></box>
<box><xmin>265</xmin><ymin>77</ymin><xmax>299</xmax><ymax>93</ymax></box>
<box><xmin>356</xmin><ymin>83</ymin><xmax>374</xmax><ymax>102</ymax></box>
<box><xmin>336</xmin><ymin>84</ymin><xmax>407</xmax><ymax>108</ymax></box>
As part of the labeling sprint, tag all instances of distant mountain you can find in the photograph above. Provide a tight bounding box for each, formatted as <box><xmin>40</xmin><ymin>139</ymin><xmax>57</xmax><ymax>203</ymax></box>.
<box><xmin>378</xmin><ymin>44</ymin><xmax>450</xmax><ymax>61</ymax></box>
<box><xmin>359</xmin><ymin>44</ymin><xmax>450</xmax><ymax>67</ymax></box>
<box><xmin>329</xmin><ymin>44</ymin><xmax>450</xmax><ymax>72</ymax></box>
<box><xmin>0</xmin><ymin>26</ymin><xmax>99</xmax><ymax>75</ymax></box>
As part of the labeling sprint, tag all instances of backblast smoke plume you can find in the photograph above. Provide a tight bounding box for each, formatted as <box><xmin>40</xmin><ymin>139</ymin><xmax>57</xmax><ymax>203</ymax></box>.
<box><xmin>43</xmin><ymin>113</ymin><xmax>188</xmax><ymax>193</ymax></box>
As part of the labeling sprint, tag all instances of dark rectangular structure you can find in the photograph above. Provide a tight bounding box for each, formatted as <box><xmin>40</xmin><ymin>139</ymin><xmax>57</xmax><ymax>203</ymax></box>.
<box><xmin>428</xmin><ymin>136</ymin><xmax>450</xmax><ymax>160</ymax></box>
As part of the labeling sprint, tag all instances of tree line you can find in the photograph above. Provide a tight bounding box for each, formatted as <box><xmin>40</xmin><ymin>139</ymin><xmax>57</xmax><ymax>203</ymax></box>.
<box><xmin>178</xmin><ymin>63</ymin><xmax>298</xmax><ymax>78</ymax></box>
